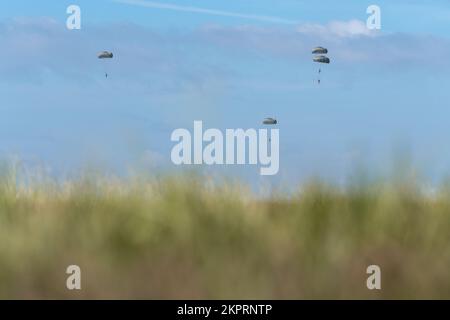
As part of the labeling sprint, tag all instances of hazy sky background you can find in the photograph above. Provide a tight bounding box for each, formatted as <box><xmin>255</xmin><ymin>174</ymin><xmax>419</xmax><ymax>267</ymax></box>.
<box><xmin>1</xmin><ymin>0</ymin><xmax>450</xmax><ymax>186</ymax></box>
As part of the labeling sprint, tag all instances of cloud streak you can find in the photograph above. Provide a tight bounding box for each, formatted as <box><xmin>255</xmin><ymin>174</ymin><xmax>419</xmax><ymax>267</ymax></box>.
<box><xmin>297</xmin><ymin>20</ymin><xmax>377</xmax><ymax>38</ymax></box>
<box><xmin>112</xmin><ymin>0</ymin><xmax>301</xmax><ymax>25</ymax></box>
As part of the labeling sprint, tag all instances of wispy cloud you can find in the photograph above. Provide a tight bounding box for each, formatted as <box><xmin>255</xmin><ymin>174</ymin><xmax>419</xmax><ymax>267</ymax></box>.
<box><xmin>112</xmin><ymin>0</ymin><xmax>301</xmax><ymax>25</ymax></box>
<box><xmin>297</xmin><ymin>20</ymin><xmax>377</xmax><ymax>39</ymax></box>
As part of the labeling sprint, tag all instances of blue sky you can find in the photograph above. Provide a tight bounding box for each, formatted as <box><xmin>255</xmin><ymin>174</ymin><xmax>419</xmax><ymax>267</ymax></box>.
<box><xmin>1</xmin><ymin>0</ymin><xmax>450</xmax><ymax>186</ymax></box>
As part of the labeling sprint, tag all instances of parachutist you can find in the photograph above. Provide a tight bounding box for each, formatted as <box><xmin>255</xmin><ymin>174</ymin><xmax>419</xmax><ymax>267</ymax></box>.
<box><xmin>312</xmin><ymin>47</ymin><xmax>329</xmax><ymax>83</ymax></box>
<box><xmin>98</xmin><ymin>51</ymin><xmax>113</xmax><ymax>79</ymax></box>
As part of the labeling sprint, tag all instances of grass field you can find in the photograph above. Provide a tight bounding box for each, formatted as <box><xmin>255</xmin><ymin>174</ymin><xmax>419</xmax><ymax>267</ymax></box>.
<box><xmin>1</xmin><ymin>164</ymin><xmax>450</xmax><ymax>299</ymax></box>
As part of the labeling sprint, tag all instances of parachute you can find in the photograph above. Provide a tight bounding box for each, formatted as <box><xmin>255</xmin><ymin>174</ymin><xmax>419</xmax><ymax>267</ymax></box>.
<box><xmin>263</xmin><ymin>118</ymin><xmax>278</xmax><ymax>125</ymax></box>
<box><xmin>98</xmin><ymin>51</ymin><xmax>114</xmax><ymax>78</ymax></box>
<box><xmin>98</xmin><ymin>51</ymin><xmax>113</xmax><ymax>59</ymax></box>
<box><xmin>313</xmin><ymin>55</ymin><xmax>330</xmax><ymax>64</ymax></box>
<box><xmin>263</xmin><ymin>118</ymin><xmax>277</xmax><ymax>142</ymax></box>
<box><xmin>312</xmin><ymin>47</ymin><xmax>328</xmax><ymax>55</ymax></box>
<box><xmin>312</xmin><ymin>47</ymin><xmax>330</xmax><ymax>84</ymax></box>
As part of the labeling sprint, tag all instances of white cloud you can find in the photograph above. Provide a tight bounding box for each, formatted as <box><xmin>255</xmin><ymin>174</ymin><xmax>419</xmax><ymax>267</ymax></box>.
<box><xmin>297</xmin><ymin>19</ymin><xmax>377</xmax><ymax>39</ymax></box>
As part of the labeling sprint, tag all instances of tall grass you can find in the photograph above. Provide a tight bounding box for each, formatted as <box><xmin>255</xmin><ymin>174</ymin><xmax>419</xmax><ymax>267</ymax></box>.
<box><xmin>0</xmin><ymin>165</ymin><xmax>450</xmax><ymax>299</ymax></box>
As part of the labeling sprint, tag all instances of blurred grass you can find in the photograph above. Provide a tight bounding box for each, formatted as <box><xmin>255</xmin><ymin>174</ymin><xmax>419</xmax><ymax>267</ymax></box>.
<box><xmin>0</xmin><ymin>164</ymin><xmax>450</xmax><ymax>299</ymax></box>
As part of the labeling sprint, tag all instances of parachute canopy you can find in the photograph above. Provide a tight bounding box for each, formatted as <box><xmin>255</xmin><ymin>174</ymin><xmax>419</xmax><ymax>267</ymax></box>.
<box><xmin>312</xmin><ymin>47</ymin><xmax>328</xmax><ymax>55</ymax></box>
<box><xmin>313</xmin><ymin>55</ymin><xmax>330</xmax><ymax>64</ymax></box>
<box><xmin>263</xmin><ymin>118</ymin><xmax>278</xmax><ymax>125</ymax></box>
<box><xmin>98</xmin><ymin>51</ymin><xmax>113</xmax><ymax>59</ymax></box>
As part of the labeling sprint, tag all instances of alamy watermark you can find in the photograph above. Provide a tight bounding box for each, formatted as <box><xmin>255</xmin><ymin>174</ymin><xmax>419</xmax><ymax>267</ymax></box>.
<box><xmin>367</xmin><ymin>5</ymin><xmax>381</xmax><ymax>30</ymax></box>
<box><xmin>366</xmin><ymin>265</ymin><xmax>381</xmax><ymax>290</ymax></box>
<box><xmin>66</xmin><ymin>265</ymin><xmax>82</xmax><ymax>290</ymax></box>
<box><xmin>170</xmin><ymin>121</ymin><xmax>279</xmax><ymax>176</ymax></box>
<box><xmin>66</xmin><ymin>5</ymin><xmax>81</xmax><ymax>30</ymax></box>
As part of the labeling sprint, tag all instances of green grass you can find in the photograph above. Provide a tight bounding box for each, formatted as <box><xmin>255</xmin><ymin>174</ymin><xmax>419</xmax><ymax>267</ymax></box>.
<box><xmin>0</xmin><ymin>166</ymin><xmax>450</xmax><ymax>299</ymax></box>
